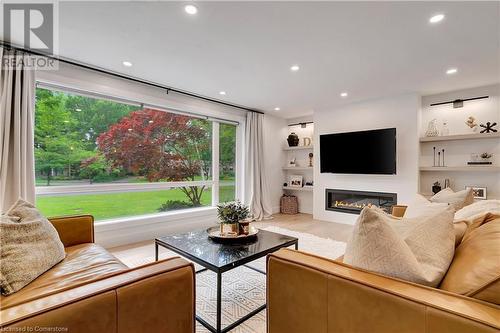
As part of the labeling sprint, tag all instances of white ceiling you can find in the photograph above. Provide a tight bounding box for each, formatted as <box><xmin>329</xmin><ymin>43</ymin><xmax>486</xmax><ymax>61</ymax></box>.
<box><xmin>33</xmin><ymin>2</ymin><xmax>500</xmax><ymax>117</ymax></box>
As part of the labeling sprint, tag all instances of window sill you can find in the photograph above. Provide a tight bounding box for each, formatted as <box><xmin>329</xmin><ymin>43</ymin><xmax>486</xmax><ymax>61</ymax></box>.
<box><xmin>94</xmin><ymin>206</ymin><xmax>218</xmax><ymax>247</ymax></box>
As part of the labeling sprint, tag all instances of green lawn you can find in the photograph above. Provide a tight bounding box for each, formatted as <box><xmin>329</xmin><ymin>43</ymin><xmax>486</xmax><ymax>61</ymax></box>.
<box><xmin>36</xmin><ymin>186</ymin><xmax>235</xmax><ymax>221</ymax></box>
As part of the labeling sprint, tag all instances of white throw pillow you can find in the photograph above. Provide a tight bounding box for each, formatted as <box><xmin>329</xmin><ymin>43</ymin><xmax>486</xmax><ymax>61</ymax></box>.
<box><xmin>454</xmin><ymin>199</ymin><xmax>500</xmax><ymax>223</ymax></box>
<box><xmin>430</xmin><ymin>188</ymin><xmax>474</xmax><ymax>211</ymax></box>
<box><xmin>344</xmin><ymin>206</ymin><xmax>455</xmax><ymax>287</ymax></box>
<box><xmin>404</xmin><ymin>194</ymin><xmax>449</xmax><ymax>218</ymax></box>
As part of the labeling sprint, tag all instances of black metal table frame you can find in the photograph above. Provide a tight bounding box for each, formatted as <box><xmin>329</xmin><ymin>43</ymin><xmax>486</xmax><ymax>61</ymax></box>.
<box><xmin>155</xmin><ymin>237</ymin><xmax>298</xmax><ymax>333</ymax></box>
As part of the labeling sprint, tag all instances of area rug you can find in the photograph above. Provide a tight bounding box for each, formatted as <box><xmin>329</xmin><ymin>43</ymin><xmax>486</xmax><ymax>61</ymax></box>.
<box><xmin>119</xmin><ymin>226</ymin><xmax>346</xmax><ymax>333</ymax></box>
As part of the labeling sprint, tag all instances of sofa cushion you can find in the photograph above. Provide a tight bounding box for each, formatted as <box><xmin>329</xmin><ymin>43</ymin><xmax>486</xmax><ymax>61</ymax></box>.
<box><xmin>0</xmin><ymin>243</ymin><xmax>128</xmax><ymax>308</ymax></box>
<box><xmin>0</xmin><ymin>199</ymin><xmax>66</xmax><ymax>295</ymax></box>
<box><xmin>404</xmin><ymin>194</ymin><xmax>449</xmax><ymax>218</ymax></box>
<box><xmin>439</xmin><ymin>214</ymin><xmax>500</xmax><ymax>305</ymax></box>
<box><xmin>454</xmin><ymin>199</ymin><xmax>500</xmax><ymax>223</ymax></box>
<box><xmin>429</xmin><ymin>188</ymin><xmax>474</xmax><ymax>211</ymax></box>
<box><xmin>344</xmin><ymin>206</ymin><xmax>455</xmax><ymax>287</ymax></box>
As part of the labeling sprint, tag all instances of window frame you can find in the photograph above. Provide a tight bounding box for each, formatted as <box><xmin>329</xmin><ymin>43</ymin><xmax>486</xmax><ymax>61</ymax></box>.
<box><xmin>34</xmin><ymin>83</ymin><xmax>242</xmax><ymax>223</ymax></box>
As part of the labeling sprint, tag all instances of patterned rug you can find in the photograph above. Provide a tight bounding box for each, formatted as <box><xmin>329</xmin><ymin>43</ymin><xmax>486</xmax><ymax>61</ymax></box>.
<box><xmin>119</xmin><ymin>226</ymin><xmax>347</xmax><ymax>333</ymax></box>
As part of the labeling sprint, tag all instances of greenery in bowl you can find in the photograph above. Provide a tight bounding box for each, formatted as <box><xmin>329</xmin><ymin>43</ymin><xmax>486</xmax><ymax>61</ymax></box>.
<box><xmin>217</xmin><ymin>201</ymin><xmax>249</xmax><ymax>224</ymax></box>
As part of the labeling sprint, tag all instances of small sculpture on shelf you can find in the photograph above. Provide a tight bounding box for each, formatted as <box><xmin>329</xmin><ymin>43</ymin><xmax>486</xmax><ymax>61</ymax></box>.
<box><xmin>287</xmin><ymin>132</ymin><xmax>299</xmax><ymax>146</ymax></box>
<box><xmin>308</xmin><ymin>152</ymin><xmax>313</xmax><ymax>167</ymax></box>
<box><xmin>465</xmin><ymin>116</ymin><xmax>478</xmax><ymax>132</ymax></box>
<box><xmin>479</xmin><ymin>122</ymin><xmax>498</xmax><ymax>133</ymax></box>
<box><xmin>425</xmin><ymin>119</ymin><xmax>439</xmax><ymax>137</ymax></box>
<box><xmin>432</xmin><ymin>181</ymin><xmax>442</xmax><ymax>194</ymax></box>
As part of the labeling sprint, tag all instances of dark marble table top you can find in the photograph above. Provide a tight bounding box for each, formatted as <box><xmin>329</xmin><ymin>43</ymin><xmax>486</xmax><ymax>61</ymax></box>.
<box><xmin>156</xmin><ymin>228</ymin><xmax>298</xmax><ymax>272</ymax></box>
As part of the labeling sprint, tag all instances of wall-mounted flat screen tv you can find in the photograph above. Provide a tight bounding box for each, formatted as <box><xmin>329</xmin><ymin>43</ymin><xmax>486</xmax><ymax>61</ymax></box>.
<box><xmin>320</xmin><ymin>128</ymin><xmax>396</xmax><ymax>175</ymax></box>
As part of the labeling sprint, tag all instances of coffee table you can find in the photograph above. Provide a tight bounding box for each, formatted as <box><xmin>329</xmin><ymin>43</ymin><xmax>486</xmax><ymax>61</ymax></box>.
<box><xmin>155</xmin><ymin>228</ymin><xmax>298</xmax><ymax>333</ymax></box>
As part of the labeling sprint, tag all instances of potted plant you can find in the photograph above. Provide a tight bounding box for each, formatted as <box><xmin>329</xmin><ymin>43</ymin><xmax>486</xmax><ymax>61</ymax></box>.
<box><xmin>480</xmin><ymin>152</ymin><xmax>493</xmax><ymax>162</ymax></box>
<box><xmin>216</xmin><ymin>201</ymin><xmax>250</xmax><ymax>235</ymax></box>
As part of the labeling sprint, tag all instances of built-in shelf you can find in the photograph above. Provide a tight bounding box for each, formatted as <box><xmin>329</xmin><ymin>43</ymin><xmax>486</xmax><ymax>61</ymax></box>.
<box><xmin>282</xmin><ymin>186</ymin><xmax>314</xmax><ymax>192</ymax></box>
<box><xmin>282</xmin><ymin>166</ymin><xmax>313</xmax><ymax>171</ymax></box>
<box><xmin>419</xmin><ymin>132</ymin><xmax>500</xmax><ymax>142</ymax></box>
<box><xmin>283</xmin><ymin>145</ymin><xmax>314</xmax><ymax>151</ymax></box>
<box><xmin>419</xmin><ymin>166</ymin><xmax>500</xmax><ymax>172</ymax></box>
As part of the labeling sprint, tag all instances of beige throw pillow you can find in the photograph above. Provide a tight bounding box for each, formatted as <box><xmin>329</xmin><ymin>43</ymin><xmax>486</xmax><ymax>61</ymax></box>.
<box><xmin>344</xmin><ymin>206</ymin><xmax>455</xmax><ymax>287</ymax></box>
<box><xmin>0</xmin><ymin>199</ymin><xmax>65</xmax><ymax>295</ymax></box>
<box><xmin>430</xmin><ymin>188</ymin><xmax>474</xmax><ymax>211</ymax></box>
<box><xmin>404</xmin><ymin>194</ymin><xmax>449</xmax><ymax>218</ymax></box>
<box><xmin>454</xmin><ymin>199</ymin><xmax>500</xmax><ymax>223</ymax></box>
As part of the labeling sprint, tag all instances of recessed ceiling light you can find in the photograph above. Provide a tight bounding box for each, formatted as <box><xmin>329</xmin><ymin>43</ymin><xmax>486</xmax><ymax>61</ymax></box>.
<box><xmin>274</xmin><ymin>107</ymin><xmax>281</xmax><ymax>111</ymax></box>
<box><xmin>122</xmin><ymin>61</ymin><xmax>132</xmax><ymax>67</ymax></box>
<box><xmin>429</xmin><ymin>14</ymin><xmax>445</xmax><ymax>24</ymax></box>
<box><xmin>219</xmin><ymin>91</ymin><xmax>226</xmax><ymax>95</ymax></box>
<box><xmin>340</xmin><ymin>92</ymin><xmax>348</xmax><ymax>97</ymax></box>
<box><xmin>184</xmin><ymin>4</ymin><xmax>198</xmax><ymax>15</ymax></box>
<box><xmin>290</xmin><ymin>65</ymin><xmax>300</xmax><ymax>72</ymax></box>
<box><xmin>446</xmin><ymin>68</ymin><xmax>458</xmax><ymax>75</ymax></box>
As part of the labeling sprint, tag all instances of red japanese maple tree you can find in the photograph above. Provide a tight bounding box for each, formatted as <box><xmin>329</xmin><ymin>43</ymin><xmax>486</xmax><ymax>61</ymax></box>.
<box><xmin>97</xmin><ymin>109</ymin><xmax>210</xmax><ymax>205</ymax></box>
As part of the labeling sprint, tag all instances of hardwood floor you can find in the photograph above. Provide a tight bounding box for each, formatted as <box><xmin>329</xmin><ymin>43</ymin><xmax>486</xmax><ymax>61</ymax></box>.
<box><xmin>109</xmin><ymin>213</ymin><xmax>353</xmax><ymax>262</ymax></box>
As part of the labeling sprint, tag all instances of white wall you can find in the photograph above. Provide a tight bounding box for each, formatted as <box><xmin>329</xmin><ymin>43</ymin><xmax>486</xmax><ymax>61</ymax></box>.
<box><xmin>313</xmin><ymin>94</ymin><xmax>420</xmax><ymax>224</ymax></box>
<box><xmin>263</xmin><ymin>114</ymin><xmax>287</xmax><ymax>213</ymax></box>
<box><xmin>420</xmin><ymin>84</ymin><xmax>500</xmax><ymax>199</ymax></box>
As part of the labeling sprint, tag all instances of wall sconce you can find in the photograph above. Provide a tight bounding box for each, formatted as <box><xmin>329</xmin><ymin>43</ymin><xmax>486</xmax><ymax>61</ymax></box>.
<box><xmin>430</xmin><ymin>96</ymin><xmax>489</xmax><ymax>109</ymax></box>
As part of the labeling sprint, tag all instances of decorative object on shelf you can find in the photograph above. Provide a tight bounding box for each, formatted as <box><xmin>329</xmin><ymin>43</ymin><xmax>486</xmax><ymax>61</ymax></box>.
<box><xmin>430</xmin><ymin>95</ymin><xmax>489</xmax><ymax>109</ymax></box>
<box><xmin>479</xmin><ymin>122</ymin><xmax>498</xmax><ymax>133</ymax></box>
<box><xmin>304</xmin><ymin>181</ymin><xmax>314</xmax><ymax>187</ymax></box>
<box><xmin>289</xmin><ymin>175</ymin><xmax>303</xmax><ymax>188</ymax></box>
<box><xmin>468</xmin><ymin>153</ymin><xmax>493</xmax><ymax>165</ymax></box>
<box><xmin>280</xmin><ymin>194</ymin><xmax>298</xmax><ymax>214</ymax></box>
<box><xmin>433</xmin><ymin>147</ymin><xmax>436</xmax><ymax>166</ymax></box>
<box><xmin>465</xmin><ymin>116</ymin><xmax>478</xmax><ymax>132</ymax></box>
<box><xmin>465</xmin><ymin>186</ymin><xmax>487</xmax><ymax>200</ymax></box>
<box><xmin>308</xmin><ymin>152</ymin><xmax>313</xmax><ymax>167</ymax></box>
<box><xmin>441</xmin><ymin>120</ymin><xmax>450</xmax><ymax>136</ymax></box>
<box><xmin>303</xmin><ymin>137</ymin><xmax>312</xmax><ymax>146</ymax></box>
<box><xmin>425</xmin><ymin>119</ymin><xmax>439</xmax><ymax>137</ymax></box>
<box><xmin>432</xmin><ymin>181</ymin><xmax>442</xmax><ymax>194</ymax></box>
<box><xmin>289</xmin><ymin>157</ymin><xmax>296</xmax><ymax>167</ymax></box>
<box><xmin>442</xmin><ymin>149</ymin><xmax>445</xmax><ymax>167</ymax></box>
<box><xmin>216</xmin><ymin>201</ymin><xmax>250</xmax><ymax>236</ymax></box>
<box><xmin>287</xmin><ymin>132</ymin><xmax>299</xmax><ymax>147</ymax></box>
<box><xmin>444</xmin><ymin>178</ymin><xmax>450</xmax><ymax>188</ymax></box>
<box><xmin>438</xmin><ymin>151</ymin><xmax>441</xmax><ymax>167</ymax></box>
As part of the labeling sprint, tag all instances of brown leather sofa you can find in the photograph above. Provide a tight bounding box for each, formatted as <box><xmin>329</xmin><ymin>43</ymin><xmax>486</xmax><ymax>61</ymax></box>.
<box><xmin>267</xmin><ymin>208</ymin><xmax>500</xmax><ymax>333</ymax></box>
<box><xmin>0</xmin><ymin>215</ymin><xmax>195</xmax><ymax>333</ymax></box>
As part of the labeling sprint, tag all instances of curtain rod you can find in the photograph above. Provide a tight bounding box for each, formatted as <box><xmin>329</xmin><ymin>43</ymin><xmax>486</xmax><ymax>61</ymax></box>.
<box><xmin>0</xmin><ymin>41</ymin><xmax>264</xmax><ymax>115</ymax></box>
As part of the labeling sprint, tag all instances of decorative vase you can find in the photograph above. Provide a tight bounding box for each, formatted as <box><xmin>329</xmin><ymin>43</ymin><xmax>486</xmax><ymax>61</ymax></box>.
<box><xmin>425</xmin><ymin>119</ymin><xmax>439</xmax><ymax>137</ymax></box>
<box><xmin>287</xmin><ymin>132</ymin><xmax>299</xmax><ymax>146</ymax></box>
<box><xmin>229</xmin><ymin>223</ymin><xmax>239</xmax><ymax>235</ymax></box>
<box><xmin>238</xmin><ymin>221</ymin><xmax>250</xmax><ymax>235</ymax></box>
<box><xmin>432</xmin><ymin>184</ymin><xmax>442</xmax><ymax>194</ymax></box>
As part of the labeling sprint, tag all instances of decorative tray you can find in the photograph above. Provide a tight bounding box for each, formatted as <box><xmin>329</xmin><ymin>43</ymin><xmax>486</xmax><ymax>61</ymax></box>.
<box><xmin>207</xmin><ymin>225</ymin><xmax>259</xmax><ymax>242</ymax></box>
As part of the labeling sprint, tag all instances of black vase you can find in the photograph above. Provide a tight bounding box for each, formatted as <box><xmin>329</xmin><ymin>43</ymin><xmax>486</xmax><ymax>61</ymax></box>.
<box><xmin>432</xmin><ymin>185</ymin><xmax>442</xmax><ymax>194</ymax></box>
<box><xmin>287</xmin><ymin>132</ymin><xmax>299</xmax><ymax>147</ymax></box>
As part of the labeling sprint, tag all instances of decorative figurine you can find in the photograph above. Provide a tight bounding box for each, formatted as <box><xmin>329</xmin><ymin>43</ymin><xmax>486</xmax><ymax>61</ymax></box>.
<box><xmin>479</xmin><ymin>122</ymin><xmax>498</xmax><ymax>133</ymax></box>
<box><xmin>442</xmin><ymin>149</ymin><xmax>445</xmax><ymax>167</ymax></box>
<box><xmin>308</xmin><ymin>152</ymin><xmax>313</xmax><ymax>167</ymax></box>
<box><xmin>432</xmin><ymin>181</ymin><xmax>442</xmax><ymax>194</ymax></box>
<box><xmin>425</xmin><ymin>119</ymin><xmax>439</xmax><ymax>137</ymax></box>
<box><xmin>465</xmin><ymin>116</ymin><xmax>478</xmax><ymax>132</ymax></box>
<box><xmin>433</xmin><ymin>147</ymin><xmax>436</xmax><ymax>167</ymax></box>
<box><xmin>441</xmin><ymin>120</ymin><xmax>449</xmax><ymax>136</ymax></box>
<box><xmin>287</xmin><ymin>132</ymin><xmax>299</xmax><ymax>146</ymax></box>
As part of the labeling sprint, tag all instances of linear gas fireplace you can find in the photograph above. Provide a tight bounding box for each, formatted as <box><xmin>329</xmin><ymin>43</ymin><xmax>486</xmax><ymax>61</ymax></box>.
<box><xmin>325</xmin><ymin>189</ymin><xmax>397</xmax><ymax>215</ymax></box>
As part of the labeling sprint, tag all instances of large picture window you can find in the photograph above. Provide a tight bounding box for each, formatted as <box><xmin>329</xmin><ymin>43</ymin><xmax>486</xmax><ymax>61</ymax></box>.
<box><xmin>34</xmin><ymin>87</ymin><xmax>237</xmax><ymax>222</ymax></box>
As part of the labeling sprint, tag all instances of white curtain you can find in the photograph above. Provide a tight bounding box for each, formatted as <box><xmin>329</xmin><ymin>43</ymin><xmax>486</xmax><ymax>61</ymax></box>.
<box><xmin>0</xmin><ymin>48</ymin><xmax>36</xmax><ymax>213</ymax></box>
<box><xmin>244</xmin><ymin>112</ymin><xmax>273</xmax><ymax>220</ymax></box>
